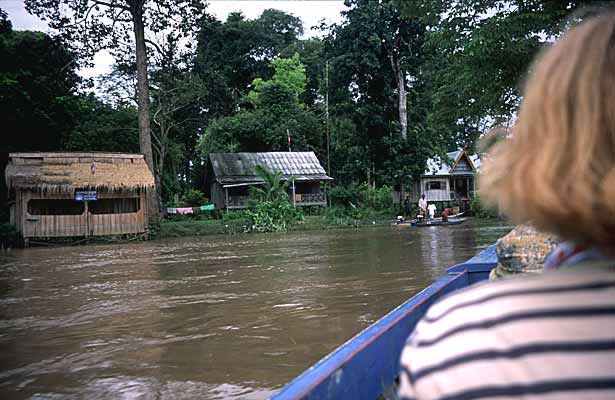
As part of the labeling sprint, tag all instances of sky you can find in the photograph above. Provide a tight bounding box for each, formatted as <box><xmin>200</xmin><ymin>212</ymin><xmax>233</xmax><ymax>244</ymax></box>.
<box><xmin>2</xmin><ymin>0</ymin><xmax>347</xmax><ymax>78</ymax></box>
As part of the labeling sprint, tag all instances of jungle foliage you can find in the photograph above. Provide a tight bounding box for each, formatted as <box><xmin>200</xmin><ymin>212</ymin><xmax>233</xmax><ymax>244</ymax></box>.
<box><xmin>2</xmin><ymin>1</ymin><xmax>607</xmax><ymax>223</ymax></box>
<box><xmin>244</xmin><ymin>165</ymin><xmax>303</xmax><ymax>233</ymax></box>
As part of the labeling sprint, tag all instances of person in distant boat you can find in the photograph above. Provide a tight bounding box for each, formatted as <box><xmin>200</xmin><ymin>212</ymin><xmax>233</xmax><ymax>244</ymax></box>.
<box><xmin>418</xmin><ymin>194</ymin><xmax>427</xmax><ymax>217</ymax></box>
<box><xmin>399</xmin><ymin>12</ymin><xmax>615</xmax><ymax>400</ymax></box>
<box><xmin>427</xmin><ymin>203</ymin><xmax>436</xmax><ymax>219</ymax></box>
<box><xmin>403</xmin><ymin>195</ymin><xmax>411</xmax><ymax>217</ymax></box>
<box><xmin>441</xmin><ymin>207</ymin><xmax>452</xmax><ymax>222</ymax></box>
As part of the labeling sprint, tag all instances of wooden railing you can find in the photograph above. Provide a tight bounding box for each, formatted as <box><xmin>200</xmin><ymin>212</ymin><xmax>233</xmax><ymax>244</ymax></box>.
<box><xmin>227</xmin><ymin>196</ymin><xmax>250</xmax><ymax>209</ymax></box>
<box><xmin>295</xmin><ymin>193</ymin><xmax>326</xmax><ymax>205</ymax></box>
<box><xmin>449</xmin><ymin>191</ymin><xmax>475</xmax><ymax>201</ymax></box>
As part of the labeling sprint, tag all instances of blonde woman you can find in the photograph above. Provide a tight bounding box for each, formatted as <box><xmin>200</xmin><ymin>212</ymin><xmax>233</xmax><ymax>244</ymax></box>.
<box><xmin>399</xmin><ymin>12</ymin><xmax>615</xmax><ymax>400</ymax></box>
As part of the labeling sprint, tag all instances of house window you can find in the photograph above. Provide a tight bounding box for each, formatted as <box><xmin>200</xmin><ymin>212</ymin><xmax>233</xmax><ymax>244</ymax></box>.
<box><xmin>426</xmin><ymin>181</ymin><xmax>442</xmax><ymax>190</ymax></box>
<box><xmin>89</xmin><ymin>198</ymin><xmax>140</xmax><ymax>214</ymax></box>
<box><xmin>28</xmin><ymin>199</ymin><xmax>85</xmax><ymax>215</ymax></box>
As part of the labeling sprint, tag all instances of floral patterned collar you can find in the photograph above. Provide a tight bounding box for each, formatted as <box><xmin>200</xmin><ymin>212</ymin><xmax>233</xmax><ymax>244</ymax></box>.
<box><xmin>543</xmin><ymin>241</ymin><xmax>610</xmax><ymax>269</ymax></box>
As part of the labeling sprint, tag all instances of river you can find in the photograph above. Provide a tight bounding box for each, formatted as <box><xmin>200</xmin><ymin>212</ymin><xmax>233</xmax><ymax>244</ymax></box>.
<box><xmin>0</xmin><ymin>220</ymin><xmax>511</xmax><ymax>399</ymax></box>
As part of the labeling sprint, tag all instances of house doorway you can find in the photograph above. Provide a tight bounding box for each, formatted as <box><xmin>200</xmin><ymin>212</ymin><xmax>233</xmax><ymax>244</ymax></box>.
<box><xmin>452</xmin><ymin>177</ymin><xmax>474</xmax><ymax>200</ymax></box>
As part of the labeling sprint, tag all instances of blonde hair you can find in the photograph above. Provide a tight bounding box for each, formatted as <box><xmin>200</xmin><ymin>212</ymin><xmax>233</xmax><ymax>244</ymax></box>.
<box><xmin>480</xmin><ymin>12</ymin><xmax>615</xmax><ymax>247</ymax></box>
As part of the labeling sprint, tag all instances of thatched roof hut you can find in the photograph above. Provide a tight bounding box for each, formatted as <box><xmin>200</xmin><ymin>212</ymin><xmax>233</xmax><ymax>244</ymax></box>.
<box><xmin>5</xmin><ymin>152</ymin><xmax>155</xmax><ymax>194</ymax></box>
<box><xmin>5</xmin><ymin>153</ymin><xmax>155</xmax><ymax>244</ymax></box>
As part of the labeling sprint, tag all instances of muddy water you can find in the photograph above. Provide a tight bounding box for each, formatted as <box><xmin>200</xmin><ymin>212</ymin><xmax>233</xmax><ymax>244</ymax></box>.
<box><xmin>0</xmin><ymin>220</ymin><xmax>511</xmax><ymax>399</ymax></box>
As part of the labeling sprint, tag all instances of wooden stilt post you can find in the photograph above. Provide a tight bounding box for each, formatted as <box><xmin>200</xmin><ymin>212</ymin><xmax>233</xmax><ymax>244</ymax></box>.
<box><xmin>85</xmin><ymin>201</ymin><xmax>90</xmax><ymax>238</ymax></box>
<box><xmin>466</xmin><ymin>178</ymin><xmax>470</xmax><ymax>198</ymax></box>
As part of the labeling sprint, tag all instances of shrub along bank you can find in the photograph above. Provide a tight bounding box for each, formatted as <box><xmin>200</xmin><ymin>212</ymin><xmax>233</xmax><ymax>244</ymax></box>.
<box><xmin>470</xmin><ymin>194</ymin><xmax>500</xmax><ymax>219</ymax></box>
<box><xmin>158</xmin><ymin>212</ymin><xmax>393</xmax><ymax>239</ymax></box>
<box><xmin>159</xmin><ymin>183</ymin><xmax>398</xmax><ymax>239</ymax></box>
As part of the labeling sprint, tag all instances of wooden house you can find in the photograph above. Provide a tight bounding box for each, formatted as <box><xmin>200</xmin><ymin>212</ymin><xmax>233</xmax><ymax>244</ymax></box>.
<box><xmin>396</xmin><ymin>149</ymin><xmax>481</xmax><ymax>205</ymax></box>
<box><xmin>206</xmin><ymin>152</ymin><xmax>332</xmax><ymax>210</ymax></box>
<box><xmin>5</xmin><ymin>152</ymin><xmax>155</xmax><ymax>244</ymax></box>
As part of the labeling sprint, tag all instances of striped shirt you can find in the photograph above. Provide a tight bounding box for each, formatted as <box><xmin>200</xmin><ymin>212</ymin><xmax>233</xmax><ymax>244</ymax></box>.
<box><xmin>398</xmin><ymin>266</ymin><xmax>615</xmax><ymax>400</ymax></box>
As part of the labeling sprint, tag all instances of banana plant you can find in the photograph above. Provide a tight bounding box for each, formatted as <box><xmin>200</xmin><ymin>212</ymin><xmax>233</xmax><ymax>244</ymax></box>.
<box><xmin>250</xmin><ymin>164</ymin><xmax>293</xmax><ymax>203</ymax></box>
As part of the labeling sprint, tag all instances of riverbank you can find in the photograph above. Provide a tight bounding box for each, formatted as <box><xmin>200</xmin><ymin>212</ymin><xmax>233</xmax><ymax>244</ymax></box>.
<box><xmin>157</xmin><ymin>214</ymin><xmax>505</xmax><ymax>239</ymax></box>
<box><xmin>0</xmin><ymin>215</ymin><xmax>502</xmax><ymax>248</ymax></box>
<box><xmin>157</xmin><ymin>215</ymin><xmax>394</xmax><ymax>239</ymax></box>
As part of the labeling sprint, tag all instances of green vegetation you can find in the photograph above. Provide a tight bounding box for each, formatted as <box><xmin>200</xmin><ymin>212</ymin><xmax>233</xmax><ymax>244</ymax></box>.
<box><xmin>159</xmin><ymin>174</ymin><xmax>397</xmax><ymax>238</ymax></box>
<box><xmin>244</xmin><ymin>201</ymin><xmax>304</xmax><ymax>233</ymax></box>
<box><xmin>180</xmin><ymin>190</ymin><xmax>209</xmax><ymax>208</ymax></box>
<box><xmin>471</xmin><ymin>194</ymin><xmax>500</xmax><ymax>219</ymax></box>
<box><xmin>198</xmin><ymin>52</ymin><xmax>320</xmax><ymax>155</ymax></box>
<box><xmin>0</xmin><ymin>223</ymin><xmax>19</xmax><ymax>248</ymax></box>
<box><xmin>329</xmin><ymin>184</ymin><xmax>394</xmax><ymax>211</ymax></box>
<box><xmin>159</xmin><ymin>218</ymin><xmax>247</xmax><ymax>238</ymax></box>
<box><xmin>158</xmin><ymin>213</ymin><xmax>392</xmax><ymax>239</ymax></box>
<box><xmin>244</xmin><ymin>165</ymin><xmax>303</xmax><ymax>232</ymax></box>
<box><xmin>249</xmin><ymin>165</ymin><xmax>292</xmax><ymax>202</ymax></box>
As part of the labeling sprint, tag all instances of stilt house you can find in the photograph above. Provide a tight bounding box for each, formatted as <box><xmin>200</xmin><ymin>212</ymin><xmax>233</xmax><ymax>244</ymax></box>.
<box><xmin>420</xmin><ymin>149</ymin><xmax>481</xmax><ymax>201</ymax></box>
<box><xmin>207</xmin><ymin>152</ymin><xmax>332</xmax><ymax>210</ymax></box>
<box><xmin>395</xmin><ymin>149</ymin><xmax>481</xmax><ymax>204</ymax></box>
<box><xmin>5</xmin><ymin>153</ymin><xmax>155</xmax><ymax>243</ymax></box>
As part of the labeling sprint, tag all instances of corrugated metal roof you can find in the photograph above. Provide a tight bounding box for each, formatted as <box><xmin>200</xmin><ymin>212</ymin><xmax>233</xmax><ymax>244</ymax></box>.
<box><xmin>209</xmin><ymin>152</ymin><xmax>333</xmax><ymax>184</ymax></box>
<box><xmin>423</xmin><ymin>150</ymin><xmax>481</xmax><ymax>176</ymax></box>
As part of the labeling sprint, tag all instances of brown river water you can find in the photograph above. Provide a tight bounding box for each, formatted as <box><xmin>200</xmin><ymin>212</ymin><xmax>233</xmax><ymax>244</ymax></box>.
<box><xmin>0</xmin><ymin>220</ymin><xmax>511</xmax><ymax>400</ymax></box>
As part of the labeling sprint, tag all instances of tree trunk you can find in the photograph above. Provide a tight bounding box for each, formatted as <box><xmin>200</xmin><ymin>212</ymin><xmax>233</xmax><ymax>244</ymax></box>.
<box><xmin>397</xmin><ymin>66</ymin><xmax>408</xmax><ymax>141</ymax></box>
<box><xmin>366</xmin><ymin>163</ymin><xmax>376</xmax><ymax>189</ymax></box>
<box><xmin>132</xmin><ymin>7</ymin><xmax>159</xmax><ymax>225</ymax></box>
<box><xmin>155</xmin><ymin>172</ymin><xmax>163</xmax><ymax>216</ymax></box>
<box><xmin>389</xmin><ymin>53</ymin><xmax>408</xmax><ymax>141</ymax></box>
<box><xmin>154</xmin><ymin>129</ymin><xmax>166</xmax><ymax>216</ymax></box>
<box><xmin>372</xmin><ymin>165</ymin><xmax>376</xmax><ymax>189</ymax></box>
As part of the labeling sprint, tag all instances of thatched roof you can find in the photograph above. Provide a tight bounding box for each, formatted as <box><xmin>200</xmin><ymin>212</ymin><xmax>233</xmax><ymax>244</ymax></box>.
<box><xmin>5</xmin><ymin>152</ymin><xmax>155</xmax><ymax>193</ymax></box>
<box><xmin>209</xmin><ymin>152</ymin><xmax>332</xmax><ymax>185</ymax></box>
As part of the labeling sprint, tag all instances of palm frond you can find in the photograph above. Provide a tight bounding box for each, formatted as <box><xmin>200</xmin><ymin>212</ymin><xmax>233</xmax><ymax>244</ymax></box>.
<box><xmin>253</xmin><ymin>164</ymin><xmax>290</xmax><ymax>202</ymax></box>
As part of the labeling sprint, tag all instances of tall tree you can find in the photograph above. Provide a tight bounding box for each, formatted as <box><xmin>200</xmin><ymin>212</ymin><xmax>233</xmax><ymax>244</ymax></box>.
<box><xmin>0</xmin><ymin>13</ymin><xmax>81</xmax><ymax>153</ymax></box>
<box><xmin>323</xmin><ymin>0</ymin><xmax>430</xmax><ymax>187</ymax></box>
<box><xmin>329</xmin><ymin>0</ymin><xmax>425</xmax><ymax>142</ymax></box>
<box><xmin>397</xmin><ymin>0</ymin><xmax>604</xmax><ymax>149</ymax></box>
<box><xmin>194</xmin><ymin>9</ymin><xmax>304</xmax><ymax>118</ymax></box>
<box><xmin>63</xmin><ymin>94</ymin><xmax>139</xmax><ymax>153</ymax></box>
<box><xmin>280</xmin><ymin>39</ymin><xmax>325</xmax><ymax>108</ymax></box>
<box><xmin>150</xmin><ymin>69</ymin><xmax>207</xmax><ymax>207</ymax></box>
<box><xmin>199</xmin><ymin>54</ymin><xmax>322</xmax><ymax>156</ymax></box>
<box><xmin>0</xmin><ymin>9</ymin><xmax>82</xmax><ymax>221</ymax></box>
<box><xmin>25</xmin><ymin>0</ymin><xmax>207</xmax><ymax>220</ymax></box>
<box><xmin>248</xmin><ymin>53</ymin><xmax>306</xmax><ymax>108</ymax></box>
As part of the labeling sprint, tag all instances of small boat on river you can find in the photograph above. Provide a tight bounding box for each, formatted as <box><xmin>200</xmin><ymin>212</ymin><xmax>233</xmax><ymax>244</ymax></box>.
<box><xmin>411</xmin><ymin>217</ymin><xmax>467</xmax><ymax>227</ymax></box>
<box><xmin>271</xmin><ymin>245</ymin><xmax>497</xmax><ymax>400</ymax></box>
<box><xmin>393</xmin><ymin>213</ymin><xmax>466</xmax><ymax>227</ymax></box>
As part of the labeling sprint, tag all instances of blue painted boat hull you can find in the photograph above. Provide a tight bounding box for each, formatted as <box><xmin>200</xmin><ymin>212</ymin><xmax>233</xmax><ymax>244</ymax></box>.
<box><xmin>412</xmin><ymin>217</ymin><xmax>467</xmax><ymax>227</ymax></box>
<box><xmin>271</xmin><ymin>245</ymin><xmax>498</xmax><ymax>400</ymax></box>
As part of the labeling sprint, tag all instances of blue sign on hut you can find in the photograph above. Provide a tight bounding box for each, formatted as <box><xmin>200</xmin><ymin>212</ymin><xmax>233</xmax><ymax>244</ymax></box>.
<box><xmin>5</xmin><ymin>152</ymin><xmax>155</xmax><ymax>245</ymax></box>
<box><xmin>206</xmin><ymin>152</ymin><xmax>333</xmax><ymax>210</ymax></box>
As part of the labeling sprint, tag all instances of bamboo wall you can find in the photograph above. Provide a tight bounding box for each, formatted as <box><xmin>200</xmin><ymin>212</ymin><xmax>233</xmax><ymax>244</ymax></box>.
<box><xmin>16</xmin><ymin>190</ymin><xmax>147</xmax><ymax>239</ymax></box>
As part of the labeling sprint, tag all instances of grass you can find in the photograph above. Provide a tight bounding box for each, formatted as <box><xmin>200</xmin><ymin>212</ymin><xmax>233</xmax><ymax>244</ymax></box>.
<box><xmin>158</xmin><ymin>218</ymin><xmax>248</xmax><ymax>238</ymax></box>
<box><xmin>157</xmin><ymin>213</ymin><xmax>394</xmax><ymax>239</ymax></box>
